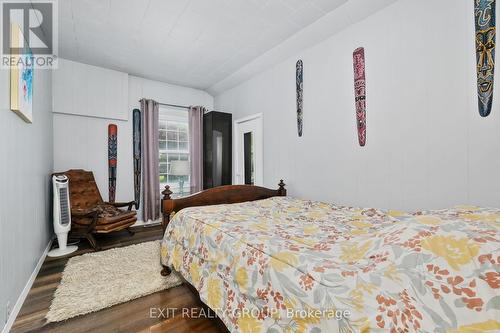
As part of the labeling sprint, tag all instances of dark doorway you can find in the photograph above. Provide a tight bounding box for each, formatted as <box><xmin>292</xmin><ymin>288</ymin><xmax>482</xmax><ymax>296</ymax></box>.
<box><xmin>243</xmin><ymin>132</ymin><xmax>254</xmax><ymax>185</ymax></box>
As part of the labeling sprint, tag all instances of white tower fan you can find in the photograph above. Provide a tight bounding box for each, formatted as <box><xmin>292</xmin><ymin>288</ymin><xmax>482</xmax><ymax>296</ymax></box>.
<box><xmin>48</xmin><ymin>175</ymin><xmax>78</xmax><ymax>257</ymax></box>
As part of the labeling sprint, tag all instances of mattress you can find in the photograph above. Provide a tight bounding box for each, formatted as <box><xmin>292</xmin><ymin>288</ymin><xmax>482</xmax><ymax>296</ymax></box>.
<box><xmin>161</xmin><ymin>197</ymin><xmax>500</xmax><ymax>333</ymax></box>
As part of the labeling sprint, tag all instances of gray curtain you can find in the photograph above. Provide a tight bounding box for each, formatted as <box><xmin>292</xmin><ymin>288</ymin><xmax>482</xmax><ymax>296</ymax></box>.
<box><xmin>140</xmin><ymin>99</ymin><xmax>160</xmax><ymax>222</ymax></box>
<box><xmin>189</xmin><ymin>106</ymin><xmax>205</xmax><ymax>193</ymax></box>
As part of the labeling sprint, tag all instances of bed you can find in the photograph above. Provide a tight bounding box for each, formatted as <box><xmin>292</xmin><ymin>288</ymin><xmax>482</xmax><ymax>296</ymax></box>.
<box><xmin>160</xmin><ymin>182</ymin><xmax>500</xmax><ymax>333</ymax></box>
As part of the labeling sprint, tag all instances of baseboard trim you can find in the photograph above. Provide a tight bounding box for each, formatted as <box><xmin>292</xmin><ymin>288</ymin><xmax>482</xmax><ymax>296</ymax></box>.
<box><xmin>2</xmin><ymin>238</ymin><xmax>53</xmax><ymax>333</ymax></box>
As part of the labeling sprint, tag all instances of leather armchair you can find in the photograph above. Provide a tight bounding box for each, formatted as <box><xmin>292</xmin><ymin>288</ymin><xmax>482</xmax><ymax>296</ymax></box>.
<box><xmin>54</xmin><ymin>169</ymin><xmax>137</xmax><ymax>250</ymax></box>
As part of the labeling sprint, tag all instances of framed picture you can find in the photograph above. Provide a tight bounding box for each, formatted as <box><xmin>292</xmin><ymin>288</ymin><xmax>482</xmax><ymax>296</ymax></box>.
<box><xmin>10</xmin><ymin>24</ymin><xmax>33</xmax><ymax>123</ymax></box>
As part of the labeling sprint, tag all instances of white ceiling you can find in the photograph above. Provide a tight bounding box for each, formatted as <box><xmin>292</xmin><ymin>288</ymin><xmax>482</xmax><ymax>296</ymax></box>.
<box><xmin>208</xmin><ymin>0</ymin><xmax>399</xmax><ymax>95</ymax></box>
<box><xmin>59</xmin><ymin>0</ymin><xmax>348</xmax><ymax>90</ymax></box>
<box><xmin>59</xmin><ymin>0</ymin><xmax>397</xmax><ymax>94</ymax></box>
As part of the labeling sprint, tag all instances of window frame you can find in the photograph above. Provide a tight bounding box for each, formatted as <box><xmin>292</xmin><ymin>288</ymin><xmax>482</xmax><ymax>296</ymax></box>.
<box><xmin>158</xmin><ymin>107</ymin><xmax>190</xmax><ymax>194</ymax></box>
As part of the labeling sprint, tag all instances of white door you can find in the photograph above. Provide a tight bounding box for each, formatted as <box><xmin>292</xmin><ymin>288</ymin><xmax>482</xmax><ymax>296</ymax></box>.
<box><xmin>234</xmin><ymin>114</ymin><xmax>263</xmax><ymax>186</ymax></box>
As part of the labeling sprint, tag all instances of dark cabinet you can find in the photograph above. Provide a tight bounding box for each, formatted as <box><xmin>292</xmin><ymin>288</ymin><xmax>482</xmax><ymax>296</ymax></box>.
<box><xmin>203</xmin><ymin>111</ymin><xmax>232</xmax><ymax>189</ymax></box>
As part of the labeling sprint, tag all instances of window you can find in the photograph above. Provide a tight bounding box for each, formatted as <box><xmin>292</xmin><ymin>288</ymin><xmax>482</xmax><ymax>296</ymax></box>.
<box><xmin>159</xmin><ymin>107</ymin><xmax>190</xmax><ymax>195</ymax></box>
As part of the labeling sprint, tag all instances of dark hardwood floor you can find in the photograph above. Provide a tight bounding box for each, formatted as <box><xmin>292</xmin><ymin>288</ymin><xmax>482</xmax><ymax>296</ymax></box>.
<box><xmin>11</xmin><ymin>225</ymin><xmax>222</xmax><ymax>333</ymax></box>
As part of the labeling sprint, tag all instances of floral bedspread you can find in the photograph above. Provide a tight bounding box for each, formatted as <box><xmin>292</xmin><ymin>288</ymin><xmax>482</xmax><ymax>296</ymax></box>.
<box><xmin>160</xmin><ymin>197</ymin><xmax>500</xmax><ymax>333</ymax></box>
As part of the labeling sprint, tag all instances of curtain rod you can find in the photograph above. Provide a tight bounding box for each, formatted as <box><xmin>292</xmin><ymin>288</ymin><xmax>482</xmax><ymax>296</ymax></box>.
<box><xmin>139</xmin><ymin>100</ymin><xmax>224</xmax><ymax>113</ymax></box>
<box><xmin>138</xmin><ymin>100</ymin><xmax>190</xmax><ymax>109</ymax></box>
<box><xmin>158</xmin><ymin>102</ymin><xmax>190</xmax><ymax>109</ymax></box>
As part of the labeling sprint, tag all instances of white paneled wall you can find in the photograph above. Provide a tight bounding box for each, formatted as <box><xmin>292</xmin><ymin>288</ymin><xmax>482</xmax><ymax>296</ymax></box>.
<box><xmin>53</xmin><ymin>59</ymin><xmax>129</xmax><ymax>120</ymax></box>
<box><xmin>215</xmin><ymin>0</ymin><xmax>499</xmax><ymax>211</ymax></box>
<box><xmin>0</xmin><ymin>67</ymin><xmax>53</xmax><ymax>331</ymax></box>
<box><xmin>53</xmin><ymin>68</ymin><xmax>214</xmax><ymax>222</ymax></box>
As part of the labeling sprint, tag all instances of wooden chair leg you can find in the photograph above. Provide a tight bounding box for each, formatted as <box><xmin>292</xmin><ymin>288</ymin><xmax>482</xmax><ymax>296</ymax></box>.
<box><xmin>161</xmin><ymin>265</ymin><xmax>172</xmax><ymax>276</ymax></box>
<box><xmin>86</xmin><ymin>233</ymin><xmax>101</xmax><ymax>251</ymax></box>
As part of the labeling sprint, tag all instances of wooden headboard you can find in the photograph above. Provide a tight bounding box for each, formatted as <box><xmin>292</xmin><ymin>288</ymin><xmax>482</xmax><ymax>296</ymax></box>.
<box><xmin>161</xmin><ymin>180</ymin><xmax>286</xmax><ymax>231</ymax></box>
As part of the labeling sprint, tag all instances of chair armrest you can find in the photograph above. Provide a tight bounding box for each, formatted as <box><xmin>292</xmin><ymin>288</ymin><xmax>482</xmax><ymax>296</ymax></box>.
<box><xmin>72</xmin><ymin>208</ymin><xmax>98</xmax><ymax>217</ymax></box>
<box><xmin>71</xmin><ymin>208</ymin><xmax>99</xmax><ymax>230</ymax></box>
<box><xmin>105</xmin><ymin>201</ymin><xmax>135</xmax><ymax>211</ymax></box>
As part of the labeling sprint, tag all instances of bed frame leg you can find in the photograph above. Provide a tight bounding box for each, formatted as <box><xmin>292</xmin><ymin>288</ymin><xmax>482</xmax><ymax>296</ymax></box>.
<box><xmin>161</xmin><ymin>265</ymin><xmax>172</xmax><ymax>276</ymax></box>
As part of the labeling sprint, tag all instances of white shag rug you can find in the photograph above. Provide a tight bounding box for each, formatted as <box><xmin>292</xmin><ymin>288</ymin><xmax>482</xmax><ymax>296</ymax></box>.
<box><xmin>46</xmin><ymin>241</ymin><xmax>182</xmax><ymax>322</ymax></box>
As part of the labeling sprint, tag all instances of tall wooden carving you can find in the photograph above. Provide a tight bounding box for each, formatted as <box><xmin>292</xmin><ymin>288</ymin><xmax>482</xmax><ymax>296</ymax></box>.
<box><xmin>353</xmin><ymin>47</ymin><xmax>367</xmax><ymax>146</ymax></box>
<box><xmin>475</xmin><ymin>0</ymin><xmax>496</xmax><ymax>117</ymax></box>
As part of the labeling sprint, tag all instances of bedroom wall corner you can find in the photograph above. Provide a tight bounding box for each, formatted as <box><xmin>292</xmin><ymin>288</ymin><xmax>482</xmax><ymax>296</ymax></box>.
<box><xmin>52</xmin><ymin>61</ymin><xmax>214</xmax><ymax>224</ymax></box>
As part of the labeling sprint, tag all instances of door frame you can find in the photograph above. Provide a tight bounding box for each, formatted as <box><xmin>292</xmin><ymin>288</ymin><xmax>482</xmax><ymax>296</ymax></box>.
<box><xmin>233</xmin><ymin>113</ymin><xmax>263</xmax><ymax>186</ymax></box>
